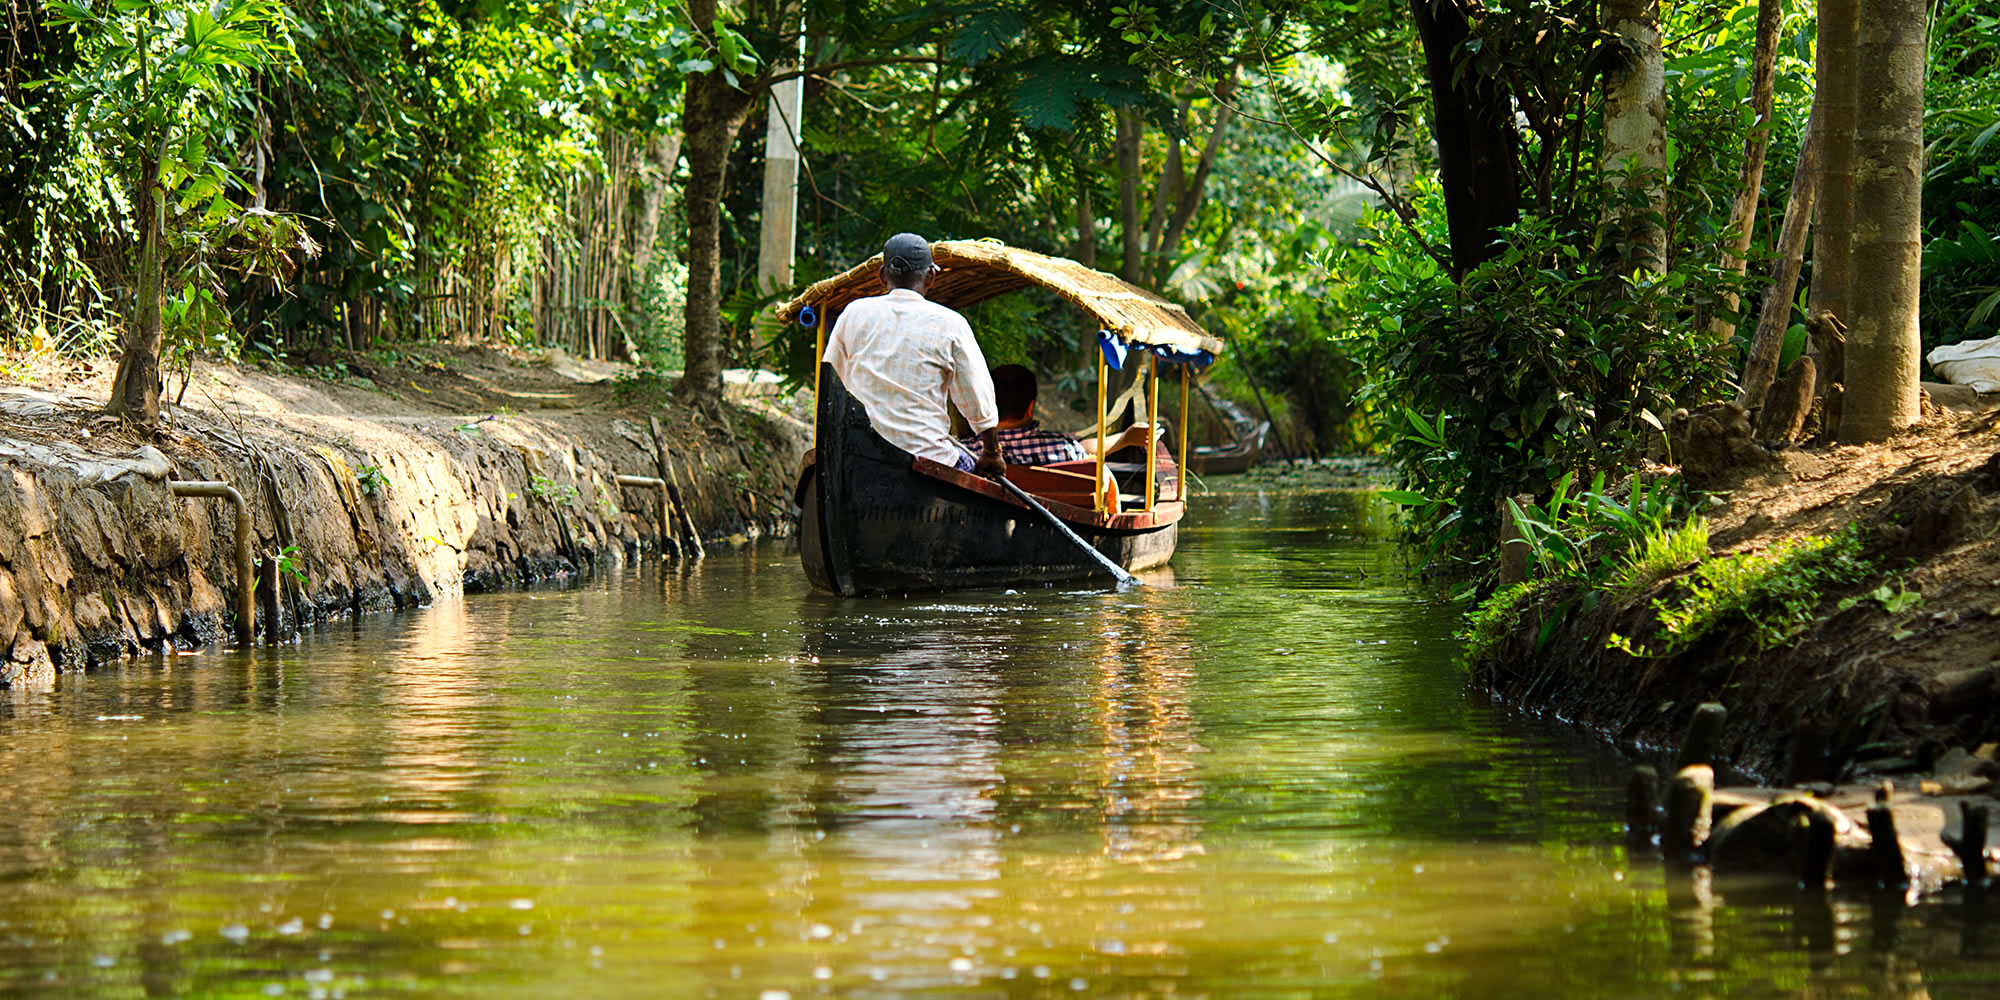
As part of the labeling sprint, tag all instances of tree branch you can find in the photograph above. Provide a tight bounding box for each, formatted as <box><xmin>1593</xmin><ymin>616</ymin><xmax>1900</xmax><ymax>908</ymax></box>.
<box><xmin>764</xmin><ymin>56</ymin><xmax>946</xmax><ymax>88</ymax></box>
<box><xmin>1212</xmin><ymin>88</ymin><xmax>1454</xmax><ymax>275</ymax></box>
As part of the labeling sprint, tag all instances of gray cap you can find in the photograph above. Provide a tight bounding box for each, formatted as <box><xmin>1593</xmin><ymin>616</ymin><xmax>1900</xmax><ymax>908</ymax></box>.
<box><xmin>882</xmin><ymin>233</ymin><xmax>936</xmax><ymax>277</ymax></box>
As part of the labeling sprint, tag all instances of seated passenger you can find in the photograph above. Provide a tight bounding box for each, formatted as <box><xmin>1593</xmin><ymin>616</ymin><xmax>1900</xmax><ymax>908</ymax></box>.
<box><xmin>964</xmin><ymin>364</ymin><xmax>1152</xmax><ymax>467</ymax></box>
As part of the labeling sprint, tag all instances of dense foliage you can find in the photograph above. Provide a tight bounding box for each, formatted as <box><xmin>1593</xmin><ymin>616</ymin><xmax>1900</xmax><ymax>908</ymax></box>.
<box><xmin>3</xmin><ymin>0</ymin><xmax>1998</xmax><ymax>568</ymax></box>
<box><xmin>1921</xmin><ymin>0</ymin><xmax>2000</xmax><ymax>349</ymax></box>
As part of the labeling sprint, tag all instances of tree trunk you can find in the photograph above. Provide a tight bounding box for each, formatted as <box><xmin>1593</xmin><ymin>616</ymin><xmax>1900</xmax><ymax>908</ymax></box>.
<box><xmin>627</xmin><ymin>133</ymin><xmax>683</xmax><ymax>284</ymax></box>
<box><xmin>1840</xmin><ymin>0</ymin><xmax>1925</xmax><ymax>443</ymax></box>
<box><xmin>1074</xmin><ymin>151</ymin><xmax>1097</xmax><ymax>268</ymax></box>
<box><xmin>1115</xmin><ymin>107</ymin><xmax>1143</xmax><ymax>283</ymax></box>
<box><xmin>677</xmin><ymin>4</ymin><xmax>756</xmax><ymax>410</ymax></box>
<box><xmin>1599</xmin><ymin>0</ymin><xmax>1669</xmax><ymax>276</ymax></box>
<box><xmin>1708</xmin><ymin>0</ymin><xmax>1785</xmax><ymax>336</ymax></box>
<box><xmin>1810</xmin><ymin>0</ymin><xmax>1858</xmax><ymax>326</ymax></box>
<box><xmin>1143</xmin><ymin>97</ymin><xmax>1189</xmax><ymax>260</ymax></box>
<box><xmin>1412</xmin><ymin>0</ymin><xmax>1520</xmax><ymax>278</ymax></box>
<box><xmin>107</xmin><ymin>151</ymin><xmax>164</xmax><ymax>426</ymax></box>
<box><xmin>1154</xmin><ymin>95</ymin><xmax>1233</xmax><ymax>284</ymax></box>
<box><xmin>756</xmin><ymin>21</ymin><xmax>805</xmax><ymax>294</ymax></box>
<box><xmin>1736</xmin><ymin>105</ymin><xmax>1819</xmax><ymax>411</ymax></box>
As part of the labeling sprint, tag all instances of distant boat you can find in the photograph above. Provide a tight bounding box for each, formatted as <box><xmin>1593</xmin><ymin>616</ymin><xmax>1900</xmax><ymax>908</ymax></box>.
<box><xmin>779</xmin><ymin>240</ymin><xmax>1224</xmax><ymax>596</ymax></box>
<box><xmin>1187</xmin><ymin>421</ymin><xmax>1269</xmax><ymax>476</ymax></box>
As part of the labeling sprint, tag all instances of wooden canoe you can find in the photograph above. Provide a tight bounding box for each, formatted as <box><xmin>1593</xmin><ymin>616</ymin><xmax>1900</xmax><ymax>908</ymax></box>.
<box><xmin>797</xmin><ymin>367</ymin><xmax>1182</xmax><ymax>596</ymax></box>
<box><xmin>1187</xmin><ymin>421</ymin><xmax>1268</xmax><ymax>476</ymax></box>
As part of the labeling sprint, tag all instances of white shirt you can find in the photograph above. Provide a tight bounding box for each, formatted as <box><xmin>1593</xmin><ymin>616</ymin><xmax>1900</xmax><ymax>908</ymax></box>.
<box><xmin>822</xmin><ymin>288</ymin><xmax>999</xmax><ymax>466</ymax></box>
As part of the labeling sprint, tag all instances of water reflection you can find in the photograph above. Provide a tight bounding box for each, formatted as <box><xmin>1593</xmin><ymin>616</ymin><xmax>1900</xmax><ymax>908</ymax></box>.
<box><xmin>1086</xmin><ymin>590</ymin><xmax>1206</xmax><ymax>870</ymax></box>
<box><xmin>0</xmin><ymin>487</ymin><xmax>1996</xmax><ymax>995</ymax></box>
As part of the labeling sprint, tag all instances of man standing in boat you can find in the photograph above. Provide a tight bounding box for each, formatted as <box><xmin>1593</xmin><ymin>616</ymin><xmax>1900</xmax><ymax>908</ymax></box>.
<box><xmin>822</xmin><ymin>233</ymin><xmax>1006</xmax><ymax>479</ymax></box>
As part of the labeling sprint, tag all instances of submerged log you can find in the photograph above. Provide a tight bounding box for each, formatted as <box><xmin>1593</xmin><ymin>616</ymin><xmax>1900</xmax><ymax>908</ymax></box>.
<box><xmin>1705</xmin><ymin>793</ymin><xmax>1848</xmax><ymax>886</ymax></box>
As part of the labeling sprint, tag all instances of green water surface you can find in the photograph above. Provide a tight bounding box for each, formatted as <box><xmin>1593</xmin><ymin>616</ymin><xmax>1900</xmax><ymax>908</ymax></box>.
<box><xmin>0</xmin><ymin>485</ymin><xmax>1993</xmax><ymax>997</ymax></box>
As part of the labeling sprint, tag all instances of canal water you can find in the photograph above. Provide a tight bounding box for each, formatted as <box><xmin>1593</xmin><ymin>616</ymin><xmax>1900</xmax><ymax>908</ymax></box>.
<box><xmin>0</xmin><ymin>482</ymin><xmax>1993</xmax><ymax>997</ymax></box>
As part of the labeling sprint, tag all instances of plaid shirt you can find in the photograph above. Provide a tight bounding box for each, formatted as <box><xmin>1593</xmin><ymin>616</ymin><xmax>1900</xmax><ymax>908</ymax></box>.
<box><xmin>963</xmin><ymin>422</ymin><xmax>1088</xmax><ymax>466</ymax></box>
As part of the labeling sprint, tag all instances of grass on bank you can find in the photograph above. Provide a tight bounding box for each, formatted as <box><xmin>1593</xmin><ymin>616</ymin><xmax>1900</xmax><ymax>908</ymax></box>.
<box><xmin>1606</xmin><ymin>515</ymin><xmax>1711</xmax><ymax>596</ymax></box>
<box><xmin>1607</xmin><ymin>526</ymin><xmax>1872</xmax><ymax>659</ymax></box>
<box><xmin>1456</xmin><ymin>492</ymin><xmax>1882</xmax><ymax>667</ymax></box>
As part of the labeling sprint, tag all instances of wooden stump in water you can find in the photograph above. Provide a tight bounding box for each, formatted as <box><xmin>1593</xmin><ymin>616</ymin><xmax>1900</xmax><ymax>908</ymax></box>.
<box><xmin>258</xmin><ymin>552</ymin><xmax>281</xmax><ymax>647</ymax></box>
<box><xmin>1677</xmin><ymin>703</ymin><xmax>1728</xmax><ymax>771</ymax></box>
<box><xmin>1666</xmin><ymin>764</ymin><xmax>1716</xmax><ymax>865</ymax></box>
<box><xmin>1627</xmin><ymin>765</ymin><xmax>1661</xmax><ymax>846</ymax></box>
<box><xmin>1944</xmin><ymin>800</ymin><xmax>1990</xmax><ymax>888</ymax></box>
<box><xmin>1867</xmin><ymin>782</ymin><xmax>1909</xmax><ymax>890</ymax></box>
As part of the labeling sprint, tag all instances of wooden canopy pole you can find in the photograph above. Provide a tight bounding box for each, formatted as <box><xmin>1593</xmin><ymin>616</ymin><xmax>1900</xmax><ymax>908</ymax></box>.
<box><xmin>1095</xmin><ymin>350</ymin><xmax>1109</xmax><ymax>513</ymax></box>
<box><xmin>1145</xmin><ymin>353</ymin><xmax>1159</xmax><ymax>510</ymax></box>
<box><xmin>810</xmin><ymin>305</ymin><xmax>825</xmax><ymax>450</ymax></box>
<box><xmin>1177</xmin><ymin>366</ymin><xmax>1191</xmax><ymax>501</ymax></box>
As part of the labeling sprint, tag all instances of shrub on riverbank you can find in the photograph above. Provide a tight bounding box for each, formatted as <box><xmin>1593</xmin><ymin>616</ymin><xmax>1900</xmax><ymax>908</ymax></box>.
<box><xmin>1606</xmin><ymin>526</ymin><xmax>1874</xmax><ymax>660</ymax></box>
<box><xmin>1465</xmin><ymin>418</ymin><xmax>2000</xmax><ymax>776</ymax></box>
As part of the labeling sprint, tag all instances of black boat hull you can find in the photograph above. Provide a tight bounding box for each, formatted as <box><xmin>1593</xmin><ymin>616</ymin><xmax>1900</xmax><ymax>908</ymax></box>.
<box><xmin>800</xmin><ymin>368</ymin><xmax>1180</xmax><ymax>596</ymax></box>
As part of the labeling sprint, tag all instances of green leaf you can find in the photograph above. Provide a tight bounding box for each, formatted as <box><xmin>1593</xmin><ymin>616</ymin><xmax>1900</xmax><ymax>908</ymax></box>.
<box><xmin>1970</xmin><ymin>116</ymin><xmax>2000</xmax><ymax>157</ymax></box>
<box><xmin>47</xmin><ymin>2</ymin><xmax>93</xmax><ymax>24</ymax></box>
<box><xmin>1535</xmin><ymin>610</ymin><xmax>1564</xmax><ymax>651</ymax></box>
<box><xmin>1378</xmin><ymin>489</ymin><xmax>1431</xmax><ymax>506</ymax></box>
<box><xmin>1778</xmin><ymin>322</ymin><xmax>1808</xmax><ymax>371</ymax></box>
<box><xmin>1403</xmin><ymin>406</ymin><xmax>1437</xmax><ymax>442</ymax></box>
<box><xmin>1010</xmin><ymin>70</ymin><xmax>1082</xmax><ymax>131</ymax></box>
<box><xmin>950</xmin><ymin>9</ymin><xmax>1025</xmax><ymax>65</ymax></box>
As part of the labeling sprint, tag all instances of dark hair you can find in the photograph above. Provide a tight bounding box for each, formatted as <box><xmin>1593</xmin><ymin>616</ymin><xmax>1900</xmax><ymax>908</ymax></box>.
<box><xmin>880</xmin><ymin>260</ymin><xmax>930</xmax><ymax>290</ymax></box>
<box><xmin>991</xmin><ymin>364</ymin><xmax>1037</xmax><ymax>421</ymax></box>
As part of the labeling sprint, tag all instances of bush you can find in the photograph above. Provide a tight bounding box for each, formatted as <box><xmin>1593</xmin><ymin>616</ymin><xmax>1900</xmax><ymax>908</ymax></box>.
<box><xmin>1352</xmin><ymin>202</ymin><xmax>1740</xmax><ymax>571</ymax></box>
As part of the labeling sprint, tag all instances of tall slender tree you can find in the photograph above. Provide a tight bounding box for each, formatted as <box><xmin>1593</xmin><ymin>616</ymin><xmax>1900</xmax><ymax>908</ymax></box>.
<box><xmin>49</xmin><ymin>0</ymin><xmax>294</xmax><ymax>427</ymax></box>
<box><xmin>1840</xmin><ymin>0</ymin><xmax>1926</xmax><ymax>442</ymax></box>
<box><xmin>676</xmin><ymin>0</ymin><xmax>762</xmax><ymax>413</ymax></box>
<box><xmin>1708</xmin><ymin>0</ymin><xmax>1784</xmax><ymax>335</ymax></box>
<box><xmin>1116</xmin><ymin>107</ymin><xmax>1145</xmax><ymax>283</ymax></box>
<box><xmin>1809</xmin><ymin>0</ymin><xmax>1858</xmax><ymax>326</ymax></box>
<box><xmin>1599</xmin><ymin>0</ymin><xmax>1668</xmax><ymax>276</ymax></box>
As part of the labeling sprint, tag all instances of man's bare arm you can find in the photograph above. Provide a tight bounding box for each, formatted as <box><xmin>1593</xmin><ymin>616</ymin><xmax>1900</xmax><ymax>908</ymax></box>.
<box><xmin>974</xmin><ymin>427</ymin><xmax>1007</xmax><ymax>479</ymax></box>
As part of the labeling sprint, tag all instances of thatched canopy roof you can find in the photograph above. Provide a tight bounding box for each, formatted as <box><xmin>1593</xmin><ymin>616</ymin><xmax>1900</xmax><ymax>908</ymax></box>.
<box><xmin>776</xmin><ymin>239</ymin><xmax>1224</xmax><ymax>356</ymax></box>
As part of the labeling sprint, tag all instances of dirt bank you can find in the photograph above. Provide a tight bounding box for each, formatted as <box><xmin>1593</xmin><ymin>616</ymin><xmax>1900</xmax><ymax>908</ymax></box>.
<box><xmin>0</xmin><ymin>347</ymin><xmax>808</xmax><ymax>686</ymax></box>
<box><xmin>1469</xmin><ymin>407</ymin><xmax>2000</xmax><ymax>784</ymax></box>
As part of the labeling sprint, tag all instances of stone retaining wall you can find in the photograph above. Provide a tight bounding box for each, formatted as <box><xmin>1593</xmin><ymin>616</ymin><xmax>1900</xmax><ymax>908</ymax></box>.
<box><xmin>1</xmin><ymin>389</ymin><xmax>804</xmax><ymax>686</ymax></box>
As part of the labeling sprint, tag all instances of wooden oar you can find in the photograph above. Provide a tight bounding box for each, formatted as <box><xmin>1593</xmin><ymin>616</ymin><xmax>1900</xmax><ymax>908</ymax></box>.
<box><xmin>958</xmin><ymin>444</ymin><xmax>1141</xmax><ymax>590</ymax></box>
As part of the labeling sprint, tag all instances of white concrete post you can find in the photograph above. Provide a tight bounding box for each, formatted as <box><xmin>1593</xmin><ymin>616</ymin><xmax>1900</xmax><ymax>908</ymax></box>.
<box><xmin>757</xmin><ymin>25</ymin><xmax>807</xmax><ymax>294</ymax></box>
